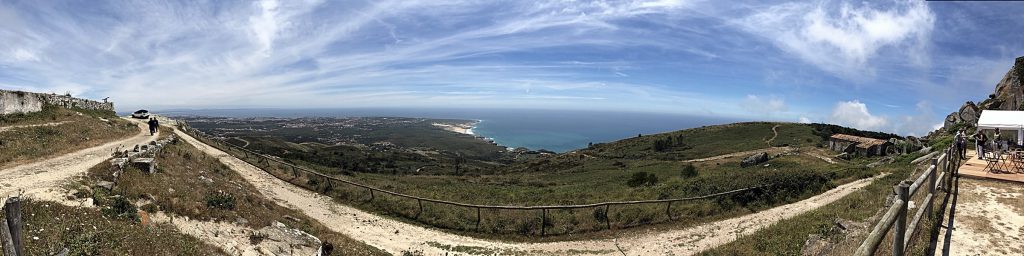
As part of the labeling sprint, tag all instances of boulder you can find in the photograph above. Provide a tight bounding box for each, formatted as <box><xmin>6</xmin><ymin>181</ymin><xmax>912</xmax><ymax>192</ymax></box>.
<box><xmin>96</xmin><ymin>181</ymin><xmax>114</xmax><ymax>191</ymax></box>
<box><xmin>740</xmin><ymin>152</ymin><xmax>770</xmax><ymax>168</ymax></box>
<box><xmin>958</xmin><ymin>102</ymin><xmax>980</xmax><ymax>124</ymax></box>
<box><xmin>943</xmin><ymin>112</ymin><xmax>958</xmax><ymax>130</ymax></box>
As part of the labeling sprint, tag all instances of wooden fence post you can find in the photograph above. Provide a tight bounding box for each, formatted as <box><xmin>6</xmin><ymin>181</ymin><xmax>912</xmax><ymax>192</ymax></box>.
<box><xmin>3</xmin><ymin>197</ymin><xmax>23</xmax><ymax>256</ymax></box>
<box><xmin>1</xmin><ymin>218</ymin><xmax>15</xmax><ymax>256</ymax></box>
<box><xmin>476</xmin><ymin>207</ymin><xmax>482</xmax><ymax>231</ymax></box>
<box><xmin>368</xmin><ymin>189</ymin><xmax>374</xmax><ymax>201</ymax></box>
<box><xmin>604</xmin><ymin>205</ymin><xmax>611</xmax><ymax>230</ymax></box>
<box><xmin>416</xmin><ymin>199</ymin><xmax>423</xmax><ymax>219</ymax></box>
<box><xmin>541</xmin><ymin>209</ymin><xmax>547</xmax><ymax>236</ymax></box>
<box><xmin>928</xmin><ymin>159</ymin><xmax>938</xmax><ymax>219</ymax></box>
<box><xmin>666</xmin><ymin>201</ymin><xmax>673</xmax><ymax>221</ymax></box>
<box><xmin>893</xmin><ymin>181</ymin><xmax>910</xmax><ymax>256</ymax></box>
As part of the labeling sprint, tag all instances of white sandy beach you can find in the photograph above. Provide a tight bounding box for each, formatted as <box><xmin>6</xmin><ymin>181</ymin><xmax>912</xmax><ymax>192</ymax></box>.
<box><xmin>432</xmin><ymin>121</ymin><xmax>478</xmax><ymax>135</ymax></box>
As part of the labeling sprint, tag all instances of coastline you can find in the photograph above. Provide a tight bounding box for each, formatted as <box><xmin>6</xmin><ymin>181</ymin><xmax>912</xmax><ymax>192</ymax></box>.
<box><xmin>432</xmin><ymin>120</ymin><xmax>480</xmax><ymax>136</ymax></box>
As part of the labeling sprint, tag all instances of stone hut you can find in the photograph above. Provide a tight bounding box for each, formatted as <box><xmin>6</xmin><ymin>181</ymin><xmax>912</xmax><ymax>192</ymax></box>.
<box><xmin>829</xmin><ymin>134</ymin><xmax>892</xmax><ymax>156</ymax></box>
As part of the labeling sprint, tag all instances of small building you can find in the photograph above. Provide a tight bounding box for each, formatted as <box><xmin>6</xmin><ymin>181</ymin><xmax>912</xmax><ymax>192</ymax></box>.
<box><xmin>829</xmin><ymin>134</ymin><xmax>892</xmax><ymax>156</ymax></box>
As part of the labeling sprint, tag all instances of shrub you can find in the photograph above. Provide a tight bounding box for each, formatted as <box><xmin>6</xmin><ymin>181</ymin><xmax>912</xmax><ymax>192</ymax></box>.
<box><xmin>592</xmin><ymin>207</ymin><xmax>608</xmax><ymax>223</ymax></box>
<box><xmin>102</xmin><ymin>196</ymin><xmax>138</xmax><ymax>221</ymax></box>
<box><xmin>680</xmin><ymin>164</ymin><xmax>698</xmax><ymax>178</ymax></box>
<box><xmin>627</xmin><ymin>172</ymin><xmax>658</xmax><ymax>187</ymax></box>
<box><xmin>205</xmin><ymin>191</ymin><xmax>236</xmax><ymax>210</ymax></box>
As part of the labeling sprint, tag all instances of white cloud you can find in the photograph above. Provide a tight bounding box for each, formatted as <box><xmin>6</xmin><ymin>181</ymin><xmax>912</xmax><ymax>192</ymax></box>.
<box><xmin>741</xmin><ymin>94</ymin><xmax>787</xmax><ymax>115</ymax></box>
<box><xmin>738</xmin><ymin>0</ymin><xmax>935</xmax><ymax>78</ymax></box>
<box><xmin>799</xmin><ymin>116</ymin><xmax>812</xmax><ymax>124</ymax></box>
<box><xmin>11</xmin><ymin>48</ymin><xmax>39</xmax><ymax>61</ymax></box>
<box><xmin>830</xmin><ymin>100</ymin><xmax>888</xmax><ymax>131</ymax></box>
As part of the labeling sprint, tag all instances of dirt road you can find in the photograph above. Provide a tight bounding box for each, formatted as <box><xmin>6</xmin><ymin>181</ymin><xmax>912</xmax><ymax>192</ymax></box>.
<box><xmin>176</xmin><ymin>128</ymin><xmax>882</xmax><ymax>255</ymax></box>
<box><xmin>0</xmin><ymin>118</ymin><xmax>155</xmax><ymax>200</ymax></box>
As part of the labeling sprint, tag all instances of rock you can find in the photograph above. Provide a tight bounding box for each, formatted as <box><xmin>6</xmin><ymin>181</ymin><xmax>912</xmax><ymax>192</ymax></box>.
<box><xmin>943</xmin><ymin>112</ymin><xmax>958</xmax><ymax>131</ymax></box>
<box><xmin>801</xmin><ymin>234</ymin><xmax>833</xmax><ymax>256</ymax></box>
<box><xmin>959</xmin><ymin>102</ymin><xmax>980</xmax><ymax>124</ymax></box>
<box><xmin>96</xmin><ymin>181</ymin><xmax>114</xmax><ymax>191</ymax></box>
<box><xmin>741</xmin><ymin>152</ymin><xmax>770</xmax><ymax>168</ymax></box>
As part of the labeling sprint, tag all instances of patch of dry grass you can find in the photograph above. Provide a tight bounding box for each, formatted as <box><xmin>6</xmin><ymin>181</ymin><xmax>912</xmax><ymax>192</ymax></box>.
<box><xmin>0</xmin><ymin>106</ymin><xmax>137</xmax><ymax>168</ymax></box>
<box><xmin>85</xmin><ymin>137</ymin><xmax>387</xmax><ymax>255</ymax></box>
<box><xmin>0</xmin><ymin>198</ymin><xmax>224</xmax><ymax>255</ymax></box>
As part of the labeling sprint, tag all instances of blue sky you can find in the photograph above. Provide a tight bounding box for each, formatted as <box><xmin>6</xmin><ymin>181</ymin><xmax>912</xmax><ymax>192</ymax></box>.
<box><xmin>1</xmin><ymin>0</ymin><xmax>1022</xmax><ymax>136</ymax></box>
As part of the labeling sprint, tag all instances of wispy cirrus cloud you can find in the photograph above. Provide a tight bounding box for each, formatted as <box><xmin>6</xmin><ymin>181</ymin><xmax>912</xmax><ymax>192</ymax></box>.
<box><xmin>0</xmin><ymin>0</ymin><xmax>1022</xmax><ymax>137</ymax></box>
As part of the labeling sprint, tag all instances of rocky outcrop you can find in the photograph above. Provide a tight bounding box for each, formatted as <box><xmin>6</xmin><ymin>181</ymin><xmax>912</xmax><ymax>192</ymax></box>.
<box><xmin>740</xmin><ymin>152</ymin><xmax>770</xmax><ymax>168</ymax></box>
<box><xmin>938</xmin><ymin>56</ymin><xmax>1024</xmax><ymax>136</ymax></box>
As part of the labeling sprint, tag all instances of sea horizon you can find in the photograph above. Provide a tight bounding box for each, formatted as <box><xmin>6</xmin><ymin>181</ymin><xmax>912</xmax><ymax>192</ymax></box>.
<box><xmin>156</xmin><ymin>107</ymin><xmax>741</xmax><ymax>152</ymax></box>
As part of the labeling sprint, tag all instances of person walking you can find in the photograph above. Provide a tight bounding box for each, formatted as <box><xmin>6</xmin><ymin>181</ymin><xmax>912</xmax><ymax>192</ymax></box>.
<box><xmin>975</xmin><ymin>130</ymin><xmax>987</xmax><ymax>159</ymax></box>
<box><xmin>955</xmin><ymin>128</ymin><xmax>967</xmax><ymax>160</ymax></box>
<box><xmin>147</xmin><ymin>117</ymin><xmax>159</xmax><ymax>136</ymax></box>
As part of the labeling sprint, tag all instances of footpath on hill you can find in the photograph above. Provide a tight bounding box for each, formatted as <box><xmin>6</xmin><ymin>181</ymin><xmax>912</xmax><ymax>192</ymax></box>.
<box><xmin>175</xmin><ymin>127</ymin><xmax>882</xmax><ymax>255</ymax></box>
<box><xmin>0</xmin><ymin>118</ymin><xmax>155</xmax><ymax>201</ymax></box>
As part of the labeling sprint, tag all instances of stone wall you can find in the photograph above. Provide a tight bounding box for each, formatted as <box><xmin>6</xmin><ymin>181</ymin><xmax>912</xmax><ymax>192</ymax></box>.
<box><xmin>0</xmin><ymin>89</ymin><xmax>113</xmax><ymax>115</ymax></box>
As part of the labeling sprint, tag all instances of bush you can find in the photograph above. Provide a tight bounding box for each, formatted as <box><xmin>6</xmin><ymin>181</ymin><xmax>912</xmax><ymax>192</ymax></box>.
<box><xmin>205</xmin><ymin>191</ymin><xmax>236</xmax><ymax>210</ymax></box>
<box><xmin>102</xmin><ymin>196</ymin><xmax>138</xmax><ymax>221</ymax></box>
<box><xmin>627</xmin><ymin>172</ymin><xmax>658</xmax><ymax>187</ymax></box>
<box><xmin>680</xmin><ymin>164</ymin><xmax>698</xmax><ymax>178</ymax></box>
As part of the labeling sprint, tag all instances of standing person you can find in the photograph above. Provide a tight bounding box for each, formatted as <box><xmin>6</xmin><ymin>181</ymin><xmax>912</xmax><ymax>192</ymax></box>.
<box><xmin>148</xmin><ymin>117</ymin><xmax>159</xmax><ymax>136</ymax></box>
<box><xmin>955</xmin><ymin>128</ymin><xmax>967</xmax><ymax>160</ymax></box>
<box><xmin>994</xmin><ymin>128</ymin><xmax>1002</xmax><ymax>151</ymax></box>
<box><xmin>975</xmin><ymin>130</ymin><xmax>987</xmax><ymax>159</ymax></box>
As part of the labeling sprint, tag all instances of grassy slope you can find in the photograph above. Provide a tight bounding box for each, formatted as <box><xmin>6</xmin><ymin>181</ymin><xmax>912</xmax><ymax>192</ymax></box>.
<box><xmin>217</xmin><ymin>122</ymin><xmax>889</xmax><ymax>238</ymax></box>
<box><xmin>584</xmin><ymin>122</ymin><xmax>820</xmax><ymax>160</ymax></box>
<box><xmin>84</xmin><ymin>134</ymin><xmax>387</xmax><ymax>255</ymax></box>
<box><xmin>0</xmin><ymin>106</ymin><xmax>137</xmax><ymax>168</ymax></box>
<box><xmin>701</xmin><ymin>152</ymin><xmax>936</xmax><ymax>255</ymax></box>
<box><xmin>0</xmin><ymin>199</ymin><xmax>225</xmax><ymax>255</ymax></box>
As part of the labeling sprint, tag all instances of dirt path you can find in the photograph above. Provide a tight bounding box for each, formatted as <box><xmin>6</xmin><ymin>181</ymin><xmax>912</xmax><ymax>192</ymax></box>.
<box><xmin>0</xmin><ymin>121</ymin><xmax>74</xmax><ymax>132</ymax></box>
<box><xmin>766</xmin><ymin>124</ymin><xmax>780</xmax><ymax>146</ymax></box>
<box><xmin>0</xmin><ymin>118</ymin><xmax>155</xmax><ymax>199</ymax></box>
<box><xmin>682</xmin><ymin>147</ymin><xmax>793</xmax><ymax>163</ymax></box>
<box><xmin>176</xmin><ymin>128</ymin><xmax>882</xmax><ymax>255</ymax></box>
<box><xmin>936</xmin><ymin>177</ymin><xmax>1024</xmax><ymax>255</ymax></box>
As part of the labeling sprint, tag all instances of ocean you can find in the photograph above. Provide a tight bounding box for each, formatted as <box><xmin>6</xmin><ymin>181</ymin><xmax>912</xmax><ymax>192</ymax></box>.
<box><xmin>159</xmin><ymin>108</ymin><xmax>738</xmax><ymax>153</ymax></box>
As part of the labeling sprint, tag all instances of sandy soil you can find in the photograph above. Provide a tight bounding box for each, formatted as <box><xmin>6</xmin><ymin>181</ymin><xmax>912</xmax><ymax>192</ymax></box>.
<box><xmin>149</xmin><ymin>212</ymin><xmax>321</xmax><ymax>256</ymax></box>
<box><xmin>176</xmin><ymin>128</ymin><xmax>882</xmax><ymax>255</ymax></box>
<box><xmin>936</xmin><ymin>178</ymin><xmax>1024</xmax><ymax>255</ymax></box>
<box><xmin>432</xmin><ymin>122</ymin><xmax>476</xmax><ymax>135</ymax></box>
<box><xmin>0</xmin><ymin>118</ymin><xmax>155</xmax><ymax>200</ymax></box>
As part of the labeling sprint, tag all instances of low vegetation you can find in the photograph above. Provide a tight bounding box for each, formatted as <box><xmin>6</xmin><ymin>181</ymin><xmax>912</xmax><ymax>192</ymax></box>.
<box><xmin>0</xmin><ymin>105</ymin><xmax>137</xmax><ymax>168</ymax></box>
<box><xmin>81</xmin><ymin>134</ymin><xmax>387</xmax><ymax>255</ymax></box>
<box><xmin>702</xmin><ymin>151</ymin><xmax>941</xmax><ymax>255</ymax></box>
<box><xmin>193</xmin><ymin>121</ymin><xmax>884</xmax><ymax>239</ymax></box>
<box><xmin>0</xmin><ymin>198</ymin><xmax>224</xmax><ymax>255</ymax></box>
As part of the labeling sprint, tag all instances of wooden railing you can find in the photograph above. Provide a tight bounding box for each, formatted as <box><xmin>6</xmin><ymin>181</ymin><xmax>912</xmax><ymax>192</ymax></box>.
<box><xmin>177</xmin><ymin>122</ymin><xmax>783</xmax><ymax>235</ymax></box>
<box><xmin>854</xmin><ymin>144</ymin><xmax>961</xmax><ymax>256</ymax></box>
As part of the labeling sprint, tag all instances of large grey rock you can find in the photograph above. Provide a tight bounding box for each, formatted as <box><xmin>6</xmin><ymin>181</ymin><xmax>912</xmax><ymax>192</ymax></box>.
<box><xmin>741</xmin><ymin>152</ymin><xmax>770</xmax><ymax>168</ymax></box>
<box><xmin>943</xmin><ymin>112</ymin><xmax>958</xmax><ymax>130</ymax></box>
<box><xmin>959</xmin><ymin>102</ymin><xmax>980</xmax><ymax>124</ymax></box>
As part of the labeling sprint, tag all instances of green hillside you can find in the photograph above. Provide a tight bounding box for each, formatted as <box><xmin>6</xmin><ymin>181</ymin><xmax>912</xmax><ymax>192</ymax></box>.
<box><xmin>201</xmin><ymin>121</ymin><xmax>895</xmax><ymax>237</ymax></box>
